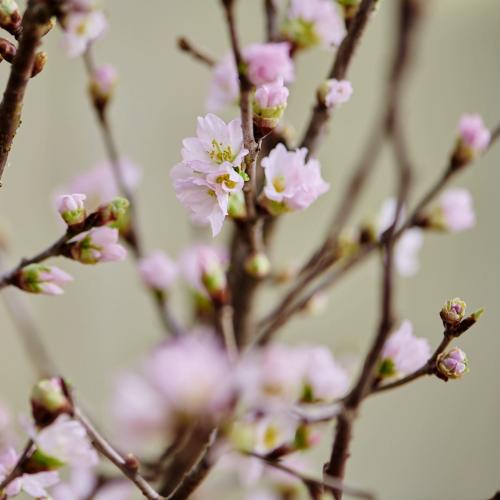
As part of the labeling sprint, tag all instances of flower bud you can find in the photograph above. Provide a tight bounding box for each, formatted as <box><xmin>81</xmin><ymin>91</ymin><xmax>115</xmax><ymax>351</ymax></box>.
<box><xmin>16</xmin><ymin>264</ymin><xmax>73</xmax><ymax>295</ymax></box>
<box><xmin>89</xmin><ymin>63</ymin><xmax>118</xmax><ymax>110</ymax></box>
<box><xmin>0</xmin><ymin>36</ymin><xmax>15</xmax><ymax>63</ymax></box>
<box><xmin>31</xmin><ymin>51</ymin><xmax>48</xmax><ymax>77</ymax></box>
<box><xmin>451</xmin><ymin>114</ymin><xmax>490</xmax><ymax>170</ymax></box>
<box><xmin>138</xmin><ymin>251</ymin><xmax>177</xmax><ymax>292</ymax></box>
<box><xmin>0</xmin><ymin>0</ymin><xmax>21</xmax><ymax>37</ymax></box>
<box><xmin>426</xmin><ymin>188</ymin><xmax>475</xmax><ymax>233</ymax></box>
<box><xmin>253</xmin><ymin>78</ymin><xmax>289</xmax><ymax>138</ymax></box>
<box><xmin>95</xmin><ymin>196</ymin><xmax>129</xmax><ymax>226</ymax></box>
<box><xmin>436</xmin><ymin>348</ymin><xmax>469</xmax><ymax>380</ymax></box>
<box><xmin>228</xmin><ymin>191</ymin><xmax>247</xmax><ymax>219</ymax></box>
<box><xmin>67</xmin><ymin>226</ymin><xmax>127</xmax><ymax>264</ymax></box>
<box><xmin>56</xmin><ymin>193</ymin><xmax>87</xmax><ymax>227</ymax></box>
<box><xmin>31</xmin><ymin>378</ymin><xmax>72</xmax><ymax>427</ymax></box>
<box><xmin>318</xmin><ymin>79</ymin><xmax>353</xmax><ymax>108</ymax></box>
<box><xmin>201</xmin><ymin>264</ymin><xmax>228</xmax><ymax>304</ymax></box>
<box><xmin>244</xmin><ymin>252</ymin><xmax>271</xmax><ymax>279</ymax></box>
<box><xmin>440</xmin><ymin>298</ymin><xmax>466</xmax><ymax>330</ymax></box>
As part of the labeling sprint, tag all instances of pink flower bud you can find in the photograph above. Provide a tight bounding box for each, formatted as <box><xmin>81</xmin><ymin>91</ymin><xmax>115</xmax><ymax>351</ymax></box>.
<box><xmin>436</xmin><ymin>188</ymin><xmax>476</xmax><ymax>232</ymax></box>
<box><xmin>254</xmin><ymin>78</ymin><xmax>289</xmax><ymax>110</ymax></box>
<box><xmin>440</xmin><ymin>298</ymin><xmax>467</xmax><ymax>329</ymax></box>
<box><xmin>68</xmin><ymin>227</ymin><xmax>127</xmax><ymax>264</ymax></box>
<box><xmin>138</xmin><ymin>251</ymin><xmax>177</xmax><ymax>291</ymax></box>
<box><xmin>90</xmin><ymin>64</ymin><xmax>118</xmax><ymax>108</ymax></box>
<box><xmin>437</xmin><ymin>348</ymin><xmax>469</xmax><ymax>380</ymax></box>
<box><xmin>321</xmin><ymin>79</ymin><xmax>353</xmax><ymax>108</ymax></box>
<box><xmin>56</xmin><ymin>193</ymin><xmax>87</xmax><ymax>226</ymax></box>
<box><xmin>458</xmin><ymin>114</ymin><xmax>490</xmax><ymax>153</ymax></box>
<box><xmin>17</xmin><ymin>264</ymin><xmax>73</xmax><ymax>295</ymax></box>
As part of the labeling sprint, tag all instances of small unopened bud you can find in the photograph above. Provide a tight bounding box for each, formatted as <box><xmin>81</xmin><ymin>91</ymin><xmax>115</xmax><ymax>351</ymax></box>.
<box><xmin>95</xmin><ymin>196</ymin><xmax>129</xmax><ymax>226</ymax></box>
<box><xmin>31</xmin><ymin>378</ymin><xmax>72</xmax><ymax>427</ymax></box>
<box><xmin>67</xmin><ymin>226</ymin><xmax>127</xmax><ymax>264</ymax></box>
<box><xmin>436</xmin><ymin>348</ymin><xmax>469</xmax><ymax>380</ymax></box>
<box><xmin>0</xmin><ymin>0</ymin><xmax>21</xmax><ymax>37</ymax></box>
<box><xmin>451</xmin><ymin>114</ymin><xmax>490</xmax><ymax>170</ymax></box>
<box><xmin>302</xmin><ymin>291</ymin><xmax>329</xmax><ymax>316</ymax></box>
<box><xmin>0</xmin><ymin>37</ymin><xmax>15</xmax><ymax>63</ymax></box>
<box><xmin>228</xmin><ymin>191</ymin><xmax>247</xmax><ymax>219</ymax></box>
<box><xmin>253</xmin><ymin>78</ymin><xmax>289</xmax><ymax>138</ymax></box>
<box><xmin>318</xmin><ymin>79</ymin><xmax>353</xmax><ymax>108</ymax></box>
<box><xmin>124</xmin><ymin>453</ymin><xmax>139</xmax><ymax>472</ymax></box>
<box><xmin>294</xmin><ymin>423</ymin><xmax>320</xmax><ymax>450</ymax></box>
<box><xmin>31</xmin><ymin>51</ymin><xmax>48</xmax><ymax>77</ymax></box>
<box><xmin>89</xmin><ymin>64</ymin><xmax>118</xmax><ymax>111</ymax></box>
<box><xmin>56</xmin><ymin>193</ymin><xmax>87</xmax><ymax>227</ymax></box>
<box><xmin>16</xmin><ymin>264</ymin><xmax>73</xmax><ymax>295</ymax></box>
<box><xmin>440</xmin><ymin>298</ymin><xmax>466</xmax><ymax>330</ymax></box>
<box><xmin>244</xmin><ymin>252</ymin><xmax>271</xmax><ymax>279</ymax></box>
<box><xmin>201</xmin><ymin>265</ymin><xmax>228</xmax><ymax>304</ymax></box>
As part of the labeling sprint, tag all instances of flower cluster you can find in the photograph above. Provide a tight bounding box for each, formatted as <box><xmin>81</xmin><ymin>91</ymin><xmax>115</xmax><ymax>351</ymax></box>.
<box><xmin>67</xmin><ymin>227</ymin><xmax>127</xmax><ymax>264</ymax></box>
<box><xmin>207</xmin><ymin>43</ymin><xmax>294</xmax><ymax>112</ymax></box>
<box><xmin>171</xmin><ymin>114</ymin><xmax>248</xmax><ymax>236</ymax></box>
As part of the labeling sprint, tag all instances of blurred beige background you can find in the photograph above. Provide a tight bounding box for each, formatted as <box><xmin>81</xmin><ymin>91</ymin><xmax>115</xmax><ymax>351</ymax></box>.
<box><xmin>0</xmin><ymin>1</ymin><xmax>499</xmax><ymax>499</ymax></box>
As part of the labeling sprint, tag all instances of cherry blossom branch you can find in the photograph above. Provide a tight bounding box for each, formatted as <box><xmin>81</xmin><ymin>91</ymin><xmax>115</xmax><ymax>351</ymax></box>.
<box><xmin>82</xmin><ymin>46</ymin><xmax>184</xmax><ymax>337</ymax></box>
<box><xmin>300</xmin><ymin>0</ymin><xmax>379</xmax><ymax>156</ymax></box>
<box><xmin>177</xmin><ymin>37</ymin><xmax>215</xmax><ymax>67</ymax></box>
<box><xmin>73</xmin><ymin>407</ymin><xmax>165</xmax><ymax>500</ymax></box>
<box><xmin>0</xmin><ymin>0</ymin><xmax>53</xmax><ymax>187</ymax></box>
<box><xmin>241</xmin><ymin>451</ymin><xmax>375</xmax><ymax>500</ymax></box>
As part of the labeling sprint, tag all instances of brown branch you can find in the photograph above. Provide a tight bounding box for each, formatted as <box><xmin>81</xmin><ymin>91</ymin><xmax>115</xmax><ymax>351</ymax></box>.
<box><xmin>177</xmin><ymin>37</ymin><xmax>215</xmax><ymax>67</ymax></box>
<box><xmin>73</xmin><ymin>407</ymin><xmax>165</xmax><ymax>500</ymax></box>
<box><xmin>82</xmin><ymin>47</ymin><xmax>183</xmax><ymax>337</ymax></box>
<box><xmin>0</xmin><ymin>1</ymin><xmax>53</xmax><ymax>187</ymax></box>
<box><xmin>242</xmin><ymin>451</ymin><xmax>376</xmax><ymax>500</ymax></box>
<box><xmin>263</xmin><ymin>0</ymin><xmax>279</xmax><ymax>42</ymax></box>
<box><xmin>300</xmin><ymin>0</ymin><xmax>379</xmax><ymax>157</ymax></box>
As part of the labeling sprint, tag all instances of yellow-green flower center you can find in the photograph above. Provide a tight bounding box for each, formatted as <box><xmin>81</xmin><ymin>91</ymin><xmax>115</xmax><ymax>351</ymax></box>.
<box><xmin>216</xmin><ymin>173</ymin><xmax>237</xmax><ymax>189</ymax></box>
<box><xmin>209</xmin><ymin>140</ymin><xmax>235</xmax><ymax>164</ymax></box>
<box><xmin>272</xmin><ymin>175</ymin><xmax>286</xmax><ymax>193</ymax></box>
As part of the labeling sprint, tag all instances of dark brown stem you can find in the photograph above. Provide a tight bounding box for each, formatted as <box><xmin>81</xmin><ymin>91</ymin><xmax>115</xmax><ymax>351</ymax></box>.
<box><xmin>0</xmin><ymin>0</ymin><xmax>52</xmax><ymax>186</ymax></box>
<box><xmin>263</xmin><ymin>0</ymin><xmax>279</xmax><ymax>42</ymax></box>
<box><xmin>300</xmin><ymin>0</ymin><xmax>379</xmax><ymax>157</ymax></box>
<box><xmin>0</xmin><ymin>440</ymin><xmax>34</xmax><ymax>493</ymax></box>
<box><xmin>177</xmin><ymin>37</ymin><xmax>215</xmax><ymax>67</ymax></box>
<box><xmin>82</xmin><ymin>47</ymin><xmax>183</xmax><ymax>337</ymax></box>
<box><xmin>74</xmin><ymin>407</ymin><xmax>165</xmax><ymax>500</ymax></box>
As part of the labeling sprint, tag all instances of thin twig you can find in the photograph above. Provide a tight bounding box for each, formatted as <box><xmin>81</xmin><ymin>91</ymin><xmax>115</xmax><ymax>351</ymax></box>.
<box><xmin>82</xmin><ymin>47</ymin><xmax>183</xmax><ymax>337</ymax></box>
<box><xmin>74</xmin><ymin>407</ymin><xmax>165</xmax><ymax>500</ymax></box>
<box><xmin>242</xmin><ymin>451</ymin><xmax>376</xmax><ymax>500</ymax></box>
<box><xmin>177</xmin><ymin>37</ymin><xmax>215</xmax><ymax>67</ymax></box>
<box><xmin>263</xmin><ymin>0</ymin><xmax>279</xmax><ymax>42</ymax></box>
<box><xmin>0</xmin><ymin>1</ymin><xmax>53</xmax><ymax>186</ymax></box>
<box><xmin>0</xmin><ymin>440</ymin><xmax>34</xmax><ymax>493</ymax></box>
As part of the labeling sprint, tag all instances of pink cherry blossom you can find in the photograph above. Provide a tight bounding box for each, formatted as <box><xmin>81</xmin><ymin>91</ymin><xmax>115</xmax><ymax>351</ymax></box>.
<box><xmin>458</xmin><ymin>114</ymin><xmax>490</xmax><ymax>153</ymax></box>
<box><xmin>244</xmin><ymin>43</ymin><xmax>294</xmax><ymax>86</ymax></box>
<box><xmin>138</xmin><ymin>251</ymin><xmax>177</xmax><ymax>291</ymax></box>
<box><xmin>301</xmin><ymin>346</ymin><xmax>349</xmax><ymax>401</ymax></box>
<box><xmin>254</xmin><ymin>78</ymin><xmax>289</xmax><ymax>110</ymax></box>
<box><xmin>0</xmin><ymin>447</ymin><xmax>60</xmax><ymax>498</ymax></box>
<box><xmin>144</xmin><ymin>333</ymin><xmax>234</xmax><ymax>421</ymax></box>
<box><xmin>207</xmin><ymin>44</ymin><xmax>294</xmax><ymax>111</ymax></box>
<box><xmin>170</xmin><ymin>163</ymin><xmax>227</xmax><ymax>236</ymax></box>
<box><xmin>439</xmin><ymin>188</ymin><xmax>476</xmax><ymax>232</ymax></box>
<box><xmin>179</xmin><ymin>244</ymin><xmax>228</xmax><ymax>296</ymax></box>
<box><xmin>324</xmin><ymin>79</ymin><xmax>353</xmax><ymax>107</ymax></box>
<box><xmin>91</xmin><ymin>64</ymin><xmax>118</xmax><ymax>100</ymax></box>
<box><xmin>261</xmin><ymin>144</ymin><xmax>329</xmax><ymax>213</ymax></box>
<box><xmin>34</xmin><ymin>415</ymin><xmax>98</xmax><ymax>467</ymax></box>
<box><xmin>377</xmin><ymin>198</ymin><xmax>424</xmax><ymax>277</ymax></box>
<box><xmin>285</xmin><ymin>0</ymin><xmax>346</xmax><ymax>48</ymax></box>
<box><xmin>62</xmin><ymin>10</ymin><xmax>107</xmax><ymax>58</ymax></box>
<box><xmin>182</xmin><ymin>114</ymin><xmax>248</xmax><ymax>168</ymax></box>
<box><xmin>58</xmin><ymin>158</ymin><xmax>141</xmax><ymax>210</ymax></box>
<box><xmin>380</xmin><ymin>320</ymin><xmax>431</xmax><ymax>378</ymax></box>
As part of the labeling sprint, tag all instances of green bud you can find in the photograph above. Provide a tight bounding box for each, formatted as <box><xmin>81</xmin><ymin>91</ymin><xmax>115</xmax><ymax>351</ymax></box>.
<box><xmin>244</xmin><ymin>252</ymin><xmax>271</xmax><ymax>279</ymax></box>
